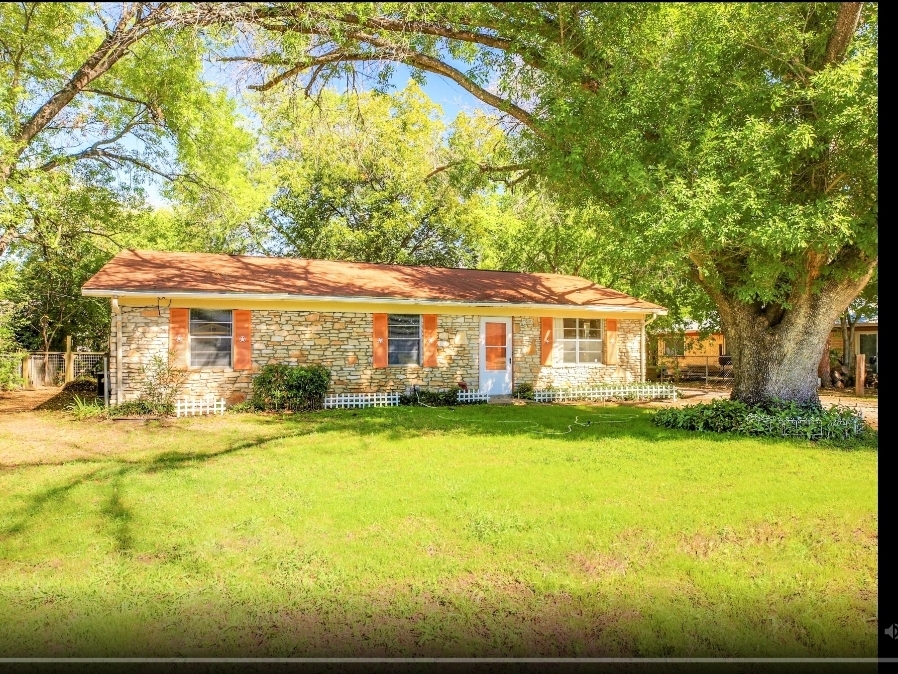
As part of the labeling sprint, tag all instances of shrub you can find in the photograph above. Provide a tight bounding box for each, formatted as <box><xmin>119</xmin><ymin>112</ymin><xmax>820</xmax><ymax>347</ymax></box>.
<box><xmin>399</xmin><ymin>385</ymin><xmax>486</xmax><ymax>407</ymax></box>
<box><xmin>250</xmin><ymin>364</ymin><xmax>331</xmax><ymax>412</ymax></box>
<box><xmin>227</xmin><ymin>400</ymin><xmax>258</xmax><ymax>414</ymax></box>
<box><xmin>0</xmin><ymin>354</ymin><xmax>24</xmax><ymax>391</ymax></box>
<box><xmin>137</xmin><ymin>352</ymin><xmax>187</xmax><ymax>415</ymax></box>
<box><xmin>653</xmin><ymin>398</ymin><xmax>867</xmax><ymax>440</ymax></box>
<box><xmin>513</xmin><ymin>383</ymin><xmax>535</xmax><ymax>400</ymax></box>
<box><xmin>107</xmin><ymin>400</ymin><xmax>156</xmax><ymax>417</ymax></box>
<box><xmin>653</xmin><ymin>399</ymin><xmax>751</xmax><ymax>433</ymax></box>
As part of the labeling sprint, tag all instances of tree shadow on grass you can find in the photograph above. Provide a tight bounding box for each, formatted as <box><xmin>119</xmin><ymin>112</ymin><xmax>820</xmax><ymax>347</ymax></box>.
<box><xmin>1</xmin><ymin>405</ymin><xmax>874</xmax><ymax>548</ymax></box>
<box><xmin>257</xmin><ymin>404</ymin><xmax>877</xmax><ymax>451</ymax></box>
<box><xmin>0</xmin><ymin>431</ymin><xmax>304</xmax><ymax>546</ymax></box>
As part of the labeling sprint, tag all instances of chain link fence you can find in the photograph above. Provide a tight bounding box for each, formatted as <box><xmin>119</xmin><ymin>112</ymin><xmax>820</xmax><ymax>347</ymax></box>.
<box><xmin>651</xmin><ymin>355</ymin><xmax>734</xmax><ymax>387</ymax></box>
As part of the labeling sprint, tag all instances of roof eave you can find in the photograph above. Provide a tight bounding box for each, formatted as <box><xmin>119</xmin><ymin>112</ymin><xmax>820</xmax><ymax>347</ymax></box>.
<box><xmin>81</xmin><ymin>288</ymin><xmax>668</xmax><ymax>315</ymax></box>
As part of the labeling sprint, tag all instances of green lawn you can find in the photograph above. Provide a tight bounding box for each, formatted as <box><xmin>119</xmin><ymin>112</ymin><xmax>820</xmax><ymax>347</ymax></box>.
<box><xmin>0</xmin><ymin>404</ymin><xmax>877</xmax><ymax>657</ymax></box>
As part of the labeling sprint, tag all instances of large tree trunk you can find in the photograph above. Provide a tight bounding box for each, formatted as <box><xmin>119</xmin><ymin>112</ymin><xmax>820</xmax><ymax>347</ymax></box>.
<box><xmin>708</xmin><ymin>268</ymin><xmax>874</xmax><ymax>407</ymax></box>
<box><xmin>722</xmin><ymin>305</ymin><xmax>832</xmax><ymax>406</ymax></box>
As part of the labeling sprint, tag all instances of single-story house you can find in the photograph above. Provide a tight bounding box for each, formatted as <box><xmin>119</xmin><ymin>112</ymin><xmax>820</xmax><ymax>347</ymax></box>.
<box><xmin>82</xmin><ymin>250</ymin><xmax>668</xmax><ymax>405</ymax></box>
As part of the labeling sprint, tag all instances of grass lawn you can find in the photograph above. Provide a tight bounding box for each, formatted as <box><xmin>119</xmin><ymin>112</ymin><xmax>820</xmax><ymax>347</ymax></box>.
<box><xmin>0</xmin><ymin>403</ymin><xmax>877</xmax><ymax>657</ymax></box>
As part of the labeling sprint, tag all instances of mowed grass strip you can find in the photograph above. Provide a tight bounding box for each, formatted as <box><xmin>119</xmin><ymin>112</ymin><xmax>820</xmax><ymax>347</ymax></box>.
<box><xmin>0</xmin><ymin>404</ymin><xmax>877</xmax><ymax>657</ymax></box>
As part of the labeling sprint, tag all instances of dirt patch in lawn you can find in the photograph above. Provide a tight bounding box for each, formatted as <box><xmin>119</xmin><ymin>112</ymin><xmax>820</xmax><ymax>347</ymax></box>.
<box><xmin>0</xmin><ymin>387</ymin><xmax>63</xmax><ymax>414</ymax></box>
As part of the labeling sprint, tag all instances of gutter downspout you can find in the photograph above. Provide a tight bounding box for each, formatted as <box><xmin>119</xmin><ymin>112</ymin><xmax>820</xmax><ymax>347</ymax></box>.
<box><xmin>112</xmin><ymin>296</ymin><xmax>122</xmax><ymax>405</ymax></box>
<box><xmin>642</xmin><ymin>313</ymin><xmax>659</xmax><ymax>382</ymax></box>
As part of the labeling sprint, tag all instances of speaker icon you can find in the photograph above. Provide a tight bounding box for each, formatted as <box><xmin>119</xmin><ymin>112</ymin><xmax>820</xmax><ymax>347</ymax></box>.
<box><xmin>886</xmin><ymin>624</ymin><xmax>898</xmax><ymax>639</ymax></box>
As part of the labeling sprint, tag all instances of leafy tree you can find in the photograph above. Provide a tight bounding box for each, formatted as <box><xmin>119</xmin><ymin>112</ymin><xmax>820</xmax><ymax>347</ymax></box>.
<box><xmin>247</xmin><ymin>82</ymin><xmax>511</xmax><ymax>266</ymax></box>
<box><xmin>229</xmin><ymin>2</ymin><xmax>877</xmax><ymax>405</ymax></box>
<box><xmin>2</xmin><ymin>183</ymin><xmax>127</xmax><ymax>352</ymax></box>
<box><xmin>0</xmin><ymin>2</ymin><xmax>262</xmax><ymax>257</ymax></box>
<box><xmin>480</xmin><ymin>189</ymin><xmax>717</xmax><ymax>331</ymax></box>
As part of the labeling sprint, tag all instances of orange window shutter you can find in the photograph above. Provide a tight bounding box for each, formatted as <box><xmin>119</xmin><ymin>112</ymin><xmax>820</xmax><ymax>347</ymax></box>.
<box><xmin>373</xmin><ymin>313</ymin><xmax>388</xmax><ymax>368</ymax></box>
<box><xmin>169</xmin><ymin>308</ymin><xmax>189</xmax><ymax>368</ymax></box>
<box><xmin>233</xmin><ymin>310</ymin><xmax>252</xmax><ymax>370</ymax></box>
<box><xmin>540</xmin><ymin>317</ymin><xmax>554</xmax><ymax>366</ymax></box>
<box><xmin>423</xmin><ymin>315</ymin><xmax>438</xmax><ymax>367</ymax></box>
<box><xmin>604</xmin><ymin>319</ymin><xmax>619</xmax><ymax>365</ymax></box>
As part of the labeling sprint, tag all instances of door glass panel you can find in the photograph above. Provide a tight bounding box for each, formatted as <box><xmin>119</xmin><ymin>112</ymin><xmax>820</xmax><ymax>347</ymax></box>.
<box><xmin>485</xmin><ymin>322</ymin><xmax>507</xmax><ymax>370</ymax></box>
<box><xmin>485</xmin><ymin>322</ymin><xmax>506</xmax><ymax>346</ymax></box>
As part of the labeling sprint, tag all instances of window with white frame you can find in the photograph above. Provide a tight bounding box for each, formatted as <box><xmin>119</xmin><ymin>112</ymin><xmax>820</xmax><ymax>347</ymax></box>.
<box><xmin>189</xmin><ymin>309</ymin><xmax>232</xmax><ymax>366</ymax></box>
<box><xmin>557</xmin><ymin>318</ymin><xmax>603</xmax><ymax>364</ymax></box>
<box><xmin>388</xmin><ymin>314</ymin><xmax>421</xmax><ymax>365</ymax></box>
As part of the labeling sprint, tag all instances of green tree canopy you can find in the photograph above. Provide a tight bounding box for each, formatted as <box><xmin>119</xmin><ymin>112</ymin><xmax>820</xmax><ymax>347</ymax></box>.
<box><xmin>228</xmin><ymin>1</ymin><xmax>877</xmax><ymax>404</ymax></box>
<box><xmin>0</xmin><ymin>2</ymin><xmax>264</xmax><ymax>256</ymax></box>
<box><xmin>247</xmin><ymin>82</ymin><xmax>513</xmax><ymax>267</ymax></box>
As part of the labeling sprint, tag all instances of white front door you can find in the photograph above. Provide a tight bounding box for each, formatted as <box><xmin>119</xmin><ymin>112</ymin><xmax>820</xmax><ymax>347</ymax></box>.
<box><xmin>479</xmin><ymin>317</ymin><xmax>512</xmax><ymax>394</ymax></box>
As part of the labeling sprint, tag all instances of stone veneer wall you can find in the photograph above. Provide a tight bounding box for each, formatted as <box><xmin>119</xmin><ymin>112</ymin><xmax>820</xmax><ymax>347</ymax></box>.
<box><xmin>251</xmin><ymin>310</ymin><xmax>480</xmax><ymax>393</ymax></box>
<box><xmin>512</xmin><ymin>316</ymin><xmax>642</xmax><ymax>389</ymax></box>
<box><xmin>111</xmin><ymin>307</ymin><xmax>643</xmax><ymax>403</ymax></box>
<box><xmin>111</xmin><ymin>306</ymin><xmax>255</xmax><ymax>404</ymax></box>
<box><xmin>111</xmin><ymin>307</ymin><xmax>480</xmax><ymax>403</ymax></box>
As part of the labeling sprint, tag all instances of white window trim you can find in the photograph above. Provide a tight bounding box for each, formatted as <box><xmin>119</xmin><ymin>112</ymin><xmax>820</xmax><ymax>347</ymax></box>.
<box><xmin>553</xmin><ymin>318</ymin><xmax>606</xmax><ymax>367</ymax></box>
<box><xmin>188</xmin><ymin>308</ymin><xmax>234</xmax><ymax>370</ymax></box>
<box><xmin>387</xmin><ymin>314</ymin><xmax>423</xmax><ymax>367</ymax></box>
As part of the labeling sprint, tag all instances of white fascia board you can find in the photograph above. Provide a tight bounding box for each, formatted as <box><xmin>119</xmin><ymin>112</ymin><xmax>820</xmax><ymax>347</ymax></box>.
<box><xmin>81</xmin><ymin>288</ymin><xmax>668</xmax><ymax>315</ymax></box>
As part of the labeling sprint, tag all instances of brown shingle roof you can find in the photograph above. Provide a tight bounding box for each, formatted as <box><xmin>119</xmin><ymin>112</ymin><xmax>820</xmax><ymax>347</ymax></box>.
<box><xmin>82</xmin><ymin>250</ymin><xmax>666</xmax><ymax>312</ymax></box>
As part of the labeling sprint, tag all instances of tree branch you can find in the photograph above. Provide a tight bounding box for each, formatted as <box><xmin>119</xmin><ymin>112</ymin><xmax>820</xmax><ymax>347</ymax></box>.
<box><xmin>425</xmin><ymin>161</ymin><xmax>529</xmax><ymax>180</ymax></box>
<box><xmin>3</xmin><ymin>3</ymin><xmax>193</xmax><ymax>182</ymax></box>
<box><xmin>252</xmin><ymin>31</ymin><xmax>546</xmax><ymax>140</ymax></box>
<box><xmin>82</xmin><ymin>87</ymin><xmax>155</xmax><ymax>109</ymax></box>
<box><xmin>38</xmin><ymin>111</ymin><xmax>150</xmax><ymax>172</ymax></box>
<box><xmin>248</xmin><ymin>51</ymin><xmax>380</xmax><ymax>93</ymax></box>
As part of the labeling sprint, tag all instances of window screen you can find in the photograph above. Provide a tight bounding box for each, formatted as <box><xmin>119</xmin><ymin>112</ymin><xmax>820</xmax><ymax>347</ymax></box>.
<box><xmin>189</xmin><ymin>309</ymin><xmax>232</xmax><ymax>367</ymax></box>
<box><xmin>388</xmin><ymin>314</ymin><xmax>420</xmax><ymax>365</ymax></box>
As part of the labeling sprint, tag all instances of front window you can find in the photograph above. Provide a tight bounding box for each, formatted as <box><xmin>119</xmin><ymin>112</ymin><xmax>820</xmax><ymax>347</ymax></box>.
<box><xmin>190</xmin><ymin>309</ymin><xmax>232</xmax><ymax>367</ymax></box>
<box><xmin>559</xmin><ymin>318</ymin><xmax>603</xmax><ymax>364</ymax></box>
<box><xmin>388</xmin><ymin>314</ymin><xmax>420</xmax><ymax>365</ymax></box>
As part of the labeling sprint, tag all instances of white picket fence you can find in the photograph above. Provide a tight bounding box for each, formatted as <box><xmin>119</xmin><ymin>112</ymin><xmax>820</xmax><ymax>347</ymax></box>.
<box><xmin>175</xmin><ymin>395</ymin><xmax>226</xmax><ymax>418</ymax></box>
<box><xmin>457</xmin><ymin>390</ymin><xmax>490</xmax><ymax>403</ymax></box>
<box><xmin>324</xmin><ymin>392</ymin><xmax>401</xmax><ymax>409</ymax></box>
<box><xmin>534</xmin><ymin>383</ymin><xmax>678</xmax><ymax>403</ymax></box>
<box><xmin>743</xmin><ymin>413</ymin><xmax>865</xmax><ymax>440</ymax></box>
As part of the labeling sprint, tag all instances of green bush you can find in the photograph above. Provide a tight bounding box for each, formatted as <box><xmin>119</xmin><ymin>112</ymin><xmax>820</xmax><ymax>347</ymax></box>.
<box><xmin>227</xmin><ymin>400</ymin><xmax>258</xmax><ymax>414</ymax></box>
<box><xmin>250</xmin><ymin>364</ymin><xmax>331</xmax><ymax>412</ymax></box>
<box><xmin>0</xmin><ymin>355</ymin><xmax>24</xmax><ymax>391</ymax></box>
<box><xmin>399</xmin><ymin>386</ymin><xmax>486</xmax><ymax>407</ymax></box>
<box><xmin>653</xmin><ymin>399</ymin><xmax>751</xmax><ymax>433</ymax></box>
<box><xmin>107</xmin><ymin>400</ymin><xmax>156</xmax><ymax>417</ymax></box>
<box><xmin>653</xmin><ymin>398</ymin><xmax>867</xmax><ymax>440</ymax></box>
<box><xmin>513</xmin><ymin>382</ymin><xmax>535</xmax><ymax>400</ymax></box>
<box><xmin>137</xmin><ymin>352</ymin><xmax>187</xmax><ymax>415</ymax></box>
